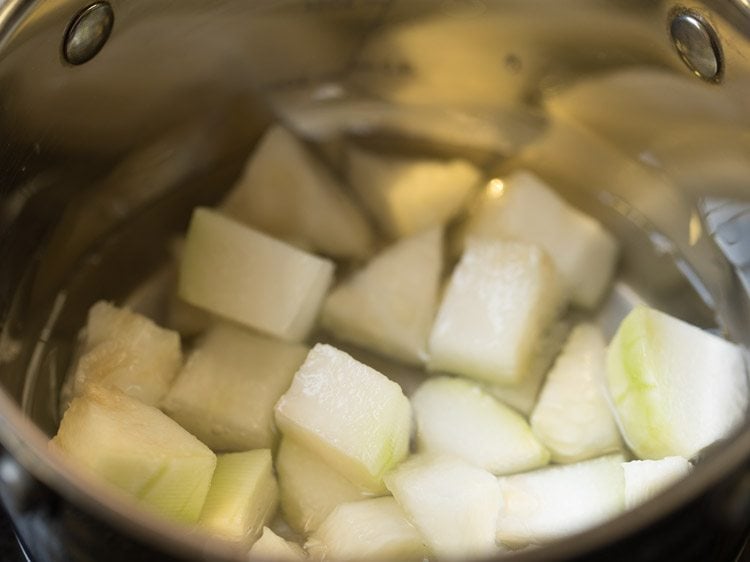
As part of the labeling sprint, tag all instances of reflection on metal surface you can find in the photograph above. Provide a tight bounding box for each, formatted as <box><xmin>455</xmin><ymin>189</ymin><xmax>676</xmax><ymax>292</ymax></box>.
<box><xmin>701</xmin><ymin>197</ymin><xmax>750</xmax><ymax>268</ymax></box>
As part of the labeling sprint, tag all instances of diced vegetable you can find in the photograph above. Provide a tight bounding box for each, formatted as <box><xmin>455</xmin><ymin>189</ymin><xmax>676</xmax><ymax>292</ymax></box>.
<box><xmin>496</xmin><ymin>455</ymin><xmax>625</xmax><ymax>548</ymax></box>
<box><xmin>348</xmin><ymin>147</ymin><xmax>481</xmax><ymax>238</ymax></box>
<box><xmin>486</xmin><ymin>319</ymin><xmax>570</xmax><ymax>415</ymax></box>
<box><xmin>531</xmin><ymin>324</ymin><xmax>622</xmax><ymax>463</ymax></box>
<box><xmin>162</xmin><ymin>324</ymin><xmax>308</xmax><ymax>451</ymax></box>
<box><xmin>199</xmin><ymin>450</ymin><xmax>278</xmax><ymax>543</ymax></box>
<box><xmin>275</xmin><ymin>344</ymin><xmax>411</xmax><ymax>493</ymax></box>
<box><xmin>306</xmin><ymin>497</ymin><xmax>426</xmax><ymax>561</ymax></box>
<box><xmin>429</xmin><ymin>238</ymin><xmax>565</xmax><ymax>385</ymax></box>
<box><xmin>179</xmin><ymin>208</ymin><xmax>334</xmax><ymax>342</ymax></box>
<box><xmin>606</xmin><ymin>306</ymin><xmax>748</xmax><ymax>459</ymax></box>
<box><xmin>322</xmin><ymin>227</ymin><xmax>443</xmax><ymax>365</ymax></box>
<box><xmin>52</xmin><ymin>386</ymin><xmax>216</xmax><ymax>523</ymax></box>
<box><xmin>385</xmin><ymin>455</ymin><xmax>501</xmax><ymax>559</ymax></box>
<box><xmin>222</xmin><ymin>126</ymin><xmax>373</xmax><ymax>259</ymax></box>
<box><xmin>465</xmin><ymin>170</ymin><xmax>618</xmax><ymax>308</ymax></box>
<box><xmin>71</xmin><ymin>301</ymin><xmax>182</xmax><ymax>406</ymax></box>
<box><xmin>622</xmin><ymin>457</ymin><xmax>691</xmax><ymax>509</ymax></box>
<box><xmin>412</xmin><ymin>377</ymin><xmax>549</xmax><ymax>474</ymax></box>
<box><xmin>250</xmin><ymin>527</ymin><xmax>307</xmax><ymax>561</ymax></box>
<box><xmin>165</xmin><ymin>238</ymin><xmax>213</xmax><ymax>337</ymax></box>
<box><xmin>276</xmin><ymin>438</ymin><xmax>369</xmax><ymax>534</ymax></box>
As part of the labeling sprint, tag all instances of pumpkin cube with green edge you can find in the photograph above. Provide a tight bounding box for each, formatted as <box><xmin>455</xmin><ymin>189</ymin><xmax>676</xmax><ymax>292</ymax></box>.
<box><xmin>51</xmin><ymin>386</ymin><xmax>216</xmax><ymax>524</ymax></box>
<box><xmin>606</xmin><ymin>306</ymin><xmax>748</xmax><ymax>459</ymax></box>
<box><xmin>199</xmin><ymin>450</ymin><xmax>278</xmax><ymax>544</ymax></box>
<box><xmin>162</xmin><ymin>324</ymin><xmax>308</xmax><ymax>451</ymax></box>
<box><xmin>276</xmin><ymin>438</ymin><xmax>369</xmax><ymax>534</ymax></box>
<box><xmin>306</xmin><ymin>497</ymin><xmax>426</xmax><ymax>561</ymax></box>
<box><xmin>70</xmin><ymin>301</ymin><xmax>182</xmax><ymax>407</ymax></box>
<box><xmin>274</xmin><ymin>344</ymin><xmax>411</xmax><ymax>493</ymax></box>
<box><xmin>179</xmin><ymin>208</ymin><xmax>334</xmax><ymax>342</ymax></box>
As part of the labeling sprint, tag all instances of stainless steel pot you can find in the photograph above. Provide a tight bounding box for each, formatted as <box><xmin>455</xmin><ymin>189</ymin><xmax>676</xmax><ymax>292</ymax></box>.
<box><xmin>2</xmin><ymin>1</ymin><xmax>750</xmax><ymax>560</ymax></box>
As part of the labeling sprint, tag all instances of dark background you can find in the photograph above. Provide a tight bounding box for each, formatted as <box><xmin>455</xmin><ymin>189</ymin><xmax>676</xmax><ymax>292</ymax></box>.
<box><xmin>0</xmin><ymin>506</ymin><xmax>746</xmax><ymax>562</ymax></box>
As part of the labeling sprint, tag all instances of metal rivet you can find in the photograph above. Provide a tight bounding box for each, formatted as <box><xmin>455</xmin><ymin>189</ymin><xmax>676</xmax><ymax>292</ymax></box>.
<box><xmin>63</xmin><ymin>2</ymin><xmax>114</xmax><ymax>66</ymax></box>
<box><xmin>669</xmin><ymin>10</ymin><xmax>723</xmax><ymax>82</ymax></box>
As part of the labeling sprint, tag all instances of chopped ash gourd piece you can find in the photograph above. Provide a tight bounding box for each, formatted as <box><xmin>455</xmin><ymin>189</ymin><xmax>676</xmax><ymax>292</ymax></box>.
<box><xmin>222</xmin><ymin>125</ymin><xmax>374</xmax><ymax>259</ymax></box>
<box><xmin>606</xmin><ymin>306</ymin><xmax>748</xmax><ymax>460</ymax></box>
<box><xmin>465</xmin><ymin>170</ymin><xmax>618</xmax><ymax>308</ymax></box>
<box><xmin>179</xmin><ymin>208</ymin><xmax>334</xmax><ymax>342</ymax></box>
<box><xmin>429</xmin><ymin>238</ymin><xmax>566</xmax><ymax>385</ymax></box>
<box><xmin>322</xmin><ymin>226</ymin><xmax>443</xmax><ymax>365</ymax></box>
<box><xmin>165</xmin><ymin>237</ymin><xmax>213</xmax><ymax>337</ymax></box>
<box><xmin>249</xmin><ymin>527</ymin><xmax>307</xmax><ymax>560</ymax></box>
<box><xmin>485</xmin><ymin>318</ymin><xmax>571</xmax><ymax>416</ymax></box>
<box><xmin>385</xmin><ymin>455</ymin><xmax>502</xmax><ymax>559</ymax></box>
<box><xmin>347</xmin><ymin>147</ymin><xmax>482</xmax><ymax>238</ymax></box>
<box><xmin>412</xmin><ymin>377</ymin><xmax>549</xmax><ymax>475</ymax></box>
<box><xmin>52</xmin><ymin>386</ymin><xmax>216</xmax><ymax>524</ymax></box>
<box><xmin>70</xmin><ymin>301</ymin><xmax>182</xmax><ymax>407</ymax></box>
<box><xmin>622</xmin><ymin>457</ymin><xmax>692</xmax><ymax>510</ymax></box>
<box><xmin>496</xmin><ymin>455</ymin><xmax>625</xmax><ymax>548</ymax></box>
<box><xmin>274</xmin><ymin>344</ymin><xmax>411</xmax><ymax>493</ymax></box>
<box><xmin>306</xmin><ymin>497</ymin><xmax>426</xmax><ymax>561</ymax></box>
<box><xmin>162</xmin><ymin>324</ymin><xmax>308</xmax><ymax>451</ymax></box>
<box><xmin>199</xmin><ymin>449</ymin><xmax>278</xmax><ymax>544</ymax></box>
<box><xmin>531</xmin><ymin>323</ymin><xmax>623</xmax><ymax>463</ymax></box>
<box><xmin>276</xmin><ymin>438</ymin><xmax>370</xmax><ymax>535</ymax></box>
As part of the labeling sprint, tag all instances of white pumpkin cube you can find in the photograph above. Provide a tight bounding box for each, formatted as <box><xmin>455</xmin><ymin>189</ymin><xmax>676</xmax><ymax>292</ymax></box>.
<box><xmin>496</xmin><ymin>455</ymin><xmax>625</xmax><ymax>547</ymax></box>
<box><xmin>622</xmin><ymin>457</ymin><xmax>691</xmax><ymax>509</ymax></box>
<box><xmin>276</xmin><ymin>438</ymin><xmax>369</xmax><ymax>534</ymax></box>
<box><xmin>348</xmin><ymin>147</ymin><xmax>481</xmax><ymax>238</ymax></box>
<box><xmin>71</xmin><ymin>301</ymin><xmax>182</xmax><ymax>406</ymax></box>
<box><xmin>222</xmin><ymin>126</ymin><xmax>373</xmax><ymax>259</ymax></box>
<box><xmin>249</xmin><ymin>527</ymin><xmax>306</xmax><ymax>560</ymax></box>
<box><xmin>531</xmin><ymin>323</ymin><xmax>623</xmax><ymax>463</ymax></box>
<box><xmin>429</xmin><ymin>238</ymin><xmax>565</xmax><ymax>385</ymax></box>
<box><xmin>274</xmin><ymin>344</ymin><xmax>411</xmax><ymax>493</ymax></box>
<box><xmin>179</xmin><ymin>208</ymin><xmax>334</xmax><ymax>342</ymax></box>
<box><xmin>162</xmin><ymin>324</ymin><xmax>308</xmax><ymax>451</ymax></box>
<box><xmin>413</xmin><ymin>377</ymin><xmax>549</xmax><ymax>475</ymax></box>
<box><xmin>385</xmin><ymin>455</ymin><xmax>501</xmax><ymax>559</ymax></box>
<box><xmin>322</xmin><ymin>227</ymin><xmax>443</xmax><ymax>365</ymax></box>
<box><xmin>486</xmin><ymin>319</ymin><xmax>571</xmax><ymax>415</ymax></box>
<box><xmin>466</xmin><ymin>170</ymin><xmax>618</xmax><ymax>308</ymax></box>
<box><xmin>306</xmin><ymin>497</ymin><xmax>426</xmax><ymax>561</ymax></box>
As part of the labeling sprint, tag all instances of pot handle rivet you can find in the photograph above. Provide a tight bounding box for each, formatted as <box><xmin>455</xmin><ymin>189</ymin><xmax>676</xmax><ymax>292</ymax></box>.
<box><xmin>62</xmin><ymin>2</ymin><xmax>114</xmax><ymax>66</ymax></box>
<box><xmin>669</xmin><ymin>9</ymin><xmax>723</xmax><ymax>82</ymax></box>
